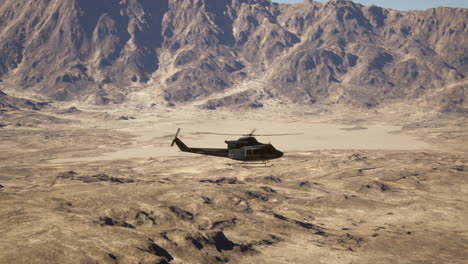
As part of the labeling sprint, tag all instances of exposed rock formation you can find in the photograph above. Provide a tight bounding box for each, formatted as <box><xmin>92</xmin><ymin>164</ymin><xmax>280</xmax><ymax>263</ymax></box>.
<box><xmin>0</xmin><ymin>0</ymin><xmax>466</xmax><ymax>110</ymax></box>
<box><xmin>0</xmin><ymin>90</ymin><xmax>48</xmax><ymax>111</ymax></box>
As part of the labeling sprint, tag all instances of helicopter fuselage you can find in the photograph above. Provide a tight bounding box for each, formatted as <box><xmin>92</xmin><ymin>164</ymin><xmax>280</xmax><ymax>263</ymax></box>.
<box><xmin>171</xmin><ymin>132</ymin><xmax>284</xmax><ymax>162</ymax></box>
<box><xmin>225</xmin><ymin>137</ymin><xmax>283</xmax><ymax>161</ymax></box>
<box><xmin>227</xmin><ymin>144</ymin><xmax>284</xmax><ymax>161</ymax></box>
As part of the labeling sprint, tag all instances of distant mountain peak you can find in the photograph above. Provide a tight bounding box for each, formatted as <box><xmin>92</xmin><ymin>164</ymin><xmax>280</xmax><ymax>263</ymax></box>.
<box><xmin>0</xmin><ymin>0</ymin><xmax>465</xmax><ymax>111</ymax></box>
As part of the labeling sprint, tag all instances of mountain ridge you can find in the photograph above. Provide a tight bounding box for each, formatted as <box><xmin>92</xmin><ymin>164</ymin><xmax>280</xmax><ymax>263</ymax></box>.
<box><xmin>0</xmin><ymin>0</ymin><xmax>466</xmax><ymax>111</ymax></box>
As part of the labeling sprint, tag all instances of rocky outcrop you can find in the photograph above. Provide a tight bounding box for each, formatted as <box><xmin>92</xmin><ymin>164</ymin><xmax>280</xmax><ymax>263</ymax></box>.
<box><xmin>0</xmin><ymin>90</ymin><xmax>48</xmax><ymax>111</ymax></box>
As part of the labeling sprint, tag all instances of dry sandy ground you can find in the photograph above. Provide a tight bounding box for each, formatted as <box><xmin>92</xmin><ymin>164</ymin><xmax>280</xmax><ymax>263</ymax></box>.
<box><xmin>0</xmin><ymin>103</ymin><xmax>467</xmax><ymax>264</ymax></box>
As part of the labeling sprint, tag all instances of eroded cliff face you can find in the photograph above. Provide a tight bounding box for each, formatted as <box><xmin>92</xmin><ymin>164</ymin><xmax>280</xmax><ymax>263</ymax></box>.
<box><xmin>0</xmin><ymin>0</ymin><xmax>466</xmax><ymax>110</ymax></box>
<box><xmin>272</xmin><ymin>1</ymin><xmax>467</xmax><ymax>110</ymax></box>
<box><xmin>0</xmin><ymin>0</ymin><xmax>169</xmax><ymax>103</ymax></box>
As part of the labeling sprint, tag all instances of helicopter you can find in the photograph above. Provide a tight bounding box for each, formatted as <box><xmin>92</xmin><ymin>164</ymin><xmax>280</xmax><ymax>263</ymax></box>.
<box><xmin>171</xmin><ymin>128</ymin><xmax>299</xmax><ymax>164</ymax></box>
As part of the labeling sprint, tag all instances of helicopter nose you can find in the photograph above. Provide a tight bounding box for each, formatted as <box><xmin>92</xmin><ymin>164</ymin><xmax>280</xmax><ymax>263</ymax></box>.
<box><xmin>277</xmin><ymin>150</ymin><xmax>284</xmax><ymax>158</ymax></box>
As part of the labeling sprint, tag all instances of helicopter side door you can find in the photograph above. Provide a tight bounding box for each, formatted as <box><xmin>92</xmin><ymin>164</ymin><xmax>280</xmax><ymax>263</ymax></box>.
<box><xmin>229</xmin><ymin>147</ymin><xmax>260</xmax><ymax>161</ymax></box>
<box><xmin>228</xmin><ymin>149</ymin><xmax>245</xmax><ymax>161</ymax></box>
<box><xmin>243</xmin><ymin>146</ymin><xmax>268</xmax><ymax>161</ymax></box>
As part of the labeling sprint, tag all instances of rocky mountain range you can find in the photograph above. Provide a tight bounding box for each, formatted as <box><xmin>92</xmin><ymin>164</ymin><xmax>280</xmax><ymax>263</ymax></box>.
<box><xmin>0</xmin><ymin>0</ymin><xmax>466</xmax><ymax>111</ymax></box>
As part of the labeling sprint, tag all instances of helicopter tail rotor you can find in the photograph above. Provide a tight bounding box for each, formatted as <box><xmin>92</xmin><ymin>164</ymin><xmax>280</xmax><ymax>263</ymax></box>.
<box><xmin>171</xmin><ymin>128</ymin><xmax>181</xmax><ymax>147</ymax></box>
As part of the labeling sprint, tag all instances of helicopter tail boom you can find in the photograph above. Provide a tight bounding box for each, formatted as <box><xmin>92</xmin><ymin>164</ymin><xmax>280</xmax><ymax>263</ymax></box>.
<box><xmin>171</xmin><ymin>128</ymin><xmax>228</xmax><ymax>158</ymax></box>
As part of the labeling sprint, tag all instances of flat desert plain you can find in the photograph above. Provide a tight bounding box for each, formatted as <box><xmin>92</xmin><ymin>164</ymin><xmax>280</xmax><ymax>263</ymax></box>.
<box><xmin>0</xmin><ymin>104</ymin><xmax>467</xmax><ymax>264</ymax></box>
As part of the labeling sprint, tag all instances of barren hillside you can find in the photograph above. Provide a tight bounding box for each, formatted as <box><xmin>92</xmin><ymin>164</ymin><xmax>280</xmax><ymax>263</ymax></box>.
<box><xmin>0</xmin><ymin>0</ymin><xmax>466</xmax><ymax>111</ymax></box>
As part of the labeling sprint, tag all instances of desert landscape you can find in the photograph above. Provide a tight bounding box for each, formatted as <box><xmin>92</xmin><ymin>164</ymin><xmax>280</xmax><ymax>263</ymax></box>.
<box><xmin>0</xmin><ymin>99</ymin><xmax>466</xmax><ymax>264</ymax></box>
<box><xmin>0</xmin><ymin>0</ymin><xmax>467</xmax><ymax>263</ymax></box>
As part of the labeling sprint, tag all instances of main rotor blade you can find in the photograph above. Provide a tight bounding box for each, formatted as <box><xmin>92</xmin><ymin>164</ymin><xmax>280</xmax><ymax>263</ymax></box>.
<box><xmin>192</xmin><ymin>132</ymin><xmax>246</xmax><ymax>136</ymax></box>
<box><xmin>193</xmin><ymin>132</ymin><xmax>303</xmax><ymax>136</ymax></box>
<box><xmin>253</xmin><ymin>133</ymin><xmax>304</xmax><ymax>136</ymax></box>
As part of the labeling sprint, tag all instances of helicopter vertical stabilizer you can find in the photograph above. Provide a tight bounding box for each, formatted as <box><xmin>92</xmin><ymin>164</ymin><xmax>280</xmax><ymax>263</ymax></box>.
<box><xmin>171</xmin><ymin>128</ymin><xmax>190</xmax><ymax>151</ymax></box>
<box><xmin>172</xmin><ymin>137</ymin><xmax>190</xmax><ymax>152</ymax></box>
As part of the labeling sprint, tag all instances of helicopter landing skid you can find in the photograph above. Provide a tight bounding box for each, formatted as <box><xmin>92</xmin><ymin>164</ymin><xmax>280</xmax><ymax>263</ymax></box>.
<box><xmin>226</xmin><ymin>161</ymin><xmax>273</xmax><ymax>168</ymax></box>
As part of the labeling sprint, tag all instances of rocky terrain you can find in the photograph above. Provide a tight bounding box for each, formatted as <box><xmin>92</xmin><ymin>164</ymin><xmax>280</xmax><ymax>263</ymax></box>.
<box><xmin>0</xmin><ymin>0</ymin><xmax>466</xmax><ymax>111</ymax></box>
<box><xmin>0</xmin><ymin>103</ymin><xmax>467</xmax><ymax>264</ymax></box>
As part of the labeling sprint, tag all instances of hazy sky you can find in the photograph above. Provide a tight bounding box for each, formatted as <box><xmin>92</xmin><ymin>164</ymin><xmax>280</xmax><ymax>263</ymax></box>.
<box><xmin>274</xmin><ymin>0</ymin><xmax>468</xmax><ymax>11</ymax></box>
